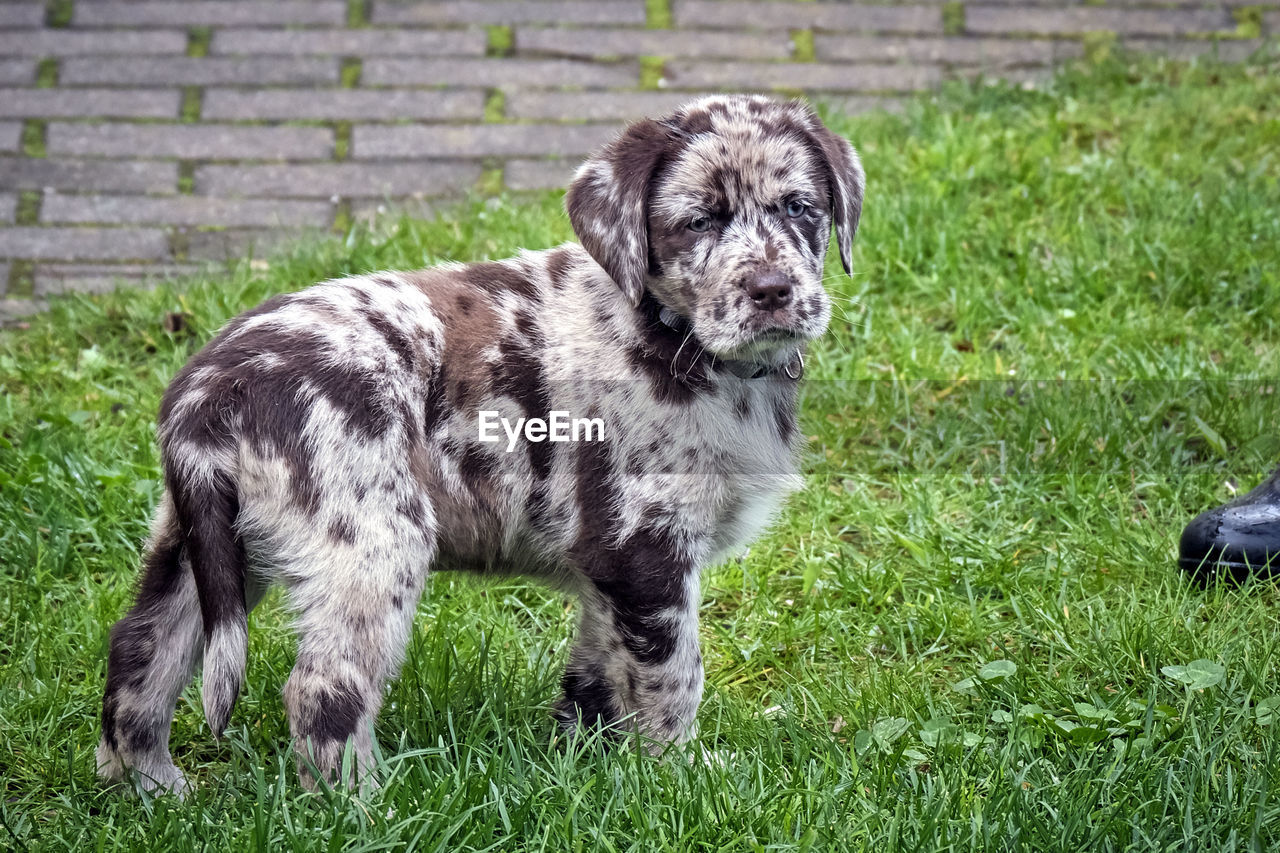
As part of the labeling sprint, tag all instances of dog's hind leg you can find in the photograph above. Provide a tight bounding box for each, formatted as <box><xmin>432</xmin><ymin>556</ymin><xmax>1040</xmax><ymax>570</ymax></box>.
<box><xmin>98</xmin><ymin>491</ymin><xmax>203</xmax><ymax>795</ymax></box>
<box><xmin>278</xmin><ymin>501</ymin><xmax>434</xmax><ymax>791</ymax></box>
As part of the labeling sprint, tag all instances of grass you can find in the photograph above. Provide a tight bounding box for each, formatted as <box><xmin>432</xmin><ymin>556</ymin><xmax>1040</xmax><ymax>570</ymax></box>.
<box><xmin>2</xmin><ymin>55</ymin><xmax>1280</xmax><ymax>850</ymax></box>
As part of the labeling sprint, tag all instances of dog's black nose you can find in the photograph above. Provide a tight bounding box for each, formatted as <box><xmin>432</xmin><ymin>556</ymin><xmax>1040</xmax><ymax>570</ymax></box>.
<box><xmin>745</xmin><ymin>272</ymin><xmax>792</xmax><ymax>312</ymax></box>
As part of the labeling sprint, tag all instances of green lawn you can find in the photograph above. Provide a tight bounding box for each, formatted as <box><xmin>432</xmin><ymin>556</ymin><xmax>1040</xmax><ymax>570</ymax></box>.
<box><xmin>3</xmin><ymin>55</ymin><xmax>1280</xmax><ymax>851</ymax></box>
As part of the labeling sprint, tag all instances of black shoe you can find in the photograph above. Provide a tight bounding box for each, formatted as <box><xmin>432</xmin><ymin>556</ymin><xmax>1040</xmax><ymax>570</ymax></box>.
<box><xmin>1179</xmin><ymin>466</ymin><xmax>1280</xmax><ymax>585</ymax></box>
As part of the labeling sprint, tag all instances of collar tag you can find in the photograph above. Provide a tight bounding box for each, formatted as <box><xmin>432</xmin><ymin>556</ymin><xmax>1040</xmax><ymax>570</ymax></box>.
<box><xmin>784</xmin><ymin>350</ymin><xmax>804</xmax><ymax>380</ymax></box>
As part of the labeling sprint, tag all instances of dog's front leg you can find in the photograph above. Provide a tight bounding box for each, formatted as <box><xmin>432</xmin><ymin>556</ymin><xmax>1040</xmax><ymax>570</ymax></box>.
<box><xmin>557</xmin><ymin>561</ymin><xmax>705</xmax><ymax>749</ymax></box>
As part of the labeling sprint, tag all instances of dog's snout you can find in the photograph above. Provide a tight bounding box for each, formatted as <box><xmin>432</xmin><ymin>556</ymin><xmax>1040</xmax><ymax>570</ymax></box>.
<box><xmin>745</xmin><ymin>272</ymin><xmax>792</xmax><ymax>312</ymax></box>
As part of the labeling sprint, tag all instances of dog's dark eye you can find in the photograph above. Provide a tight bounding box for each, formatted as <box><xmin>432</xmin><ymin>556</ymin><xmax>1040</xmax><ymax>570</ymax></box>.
<box><xmin>785</xmin><ymin>200</ymin><xmax>808</xmax><ymax>218</ymax></box>
<box><xmin>688</xmin><ymin>216</ymin><xmax>712</xmax><ymax>233</ymax></box>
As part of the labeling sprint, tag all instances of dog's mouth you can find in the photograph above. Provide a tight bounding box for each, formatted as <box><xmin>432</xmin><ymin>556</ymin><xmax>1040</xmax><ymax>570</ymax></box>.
<box><xmin>655</xmin><ymin>295</ymin><xmax>823</xmax><ymax>369</ymax></box>
<box><xmin>754</xmin><ymin>326</ymin><xmax>803</xmax><ymax>343</ymax></box>
<box><xmin>743</xmin><ymin>320</ymin><xmax>819</xmax><ymax>353</ymax></box>
<box><xmin>712</xmin><ymin>326</ymin><xmax>807</xmax><ymax>369</ymax></box>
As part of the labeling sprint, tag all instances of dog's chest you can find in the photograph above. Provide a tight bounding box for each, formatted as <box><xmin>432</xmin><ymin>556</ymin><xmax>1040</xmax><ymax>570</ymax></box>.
<box><xmin>702</xmin><ymin>390</ymin><xmax>803</xmax><ymax>560</ymax></box>
<box><xmin>711</xmin><ymin>473</ymin><xmax>797</xmax><ymax>558</ymax></box>
<box><xmin>602</xmin><ymin>378</ymin><xmax>801</xmax><ymax>561</ymax></box>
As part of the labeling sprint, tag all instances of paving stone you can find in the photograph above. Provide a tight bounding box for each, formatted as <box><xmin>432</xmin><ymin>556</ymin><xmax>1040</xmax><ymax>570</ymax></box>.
<box><xmin>34</xmin><ymin>263</ymin><xmax>202</xmax><ymax>296</ymax></box>
<box><xmin>0</xmin><ymin>89</ymin><xmax>182</xmax><ymax>120</ymax></box>
<box><xmin>0</xmin><ymin>3</ymin><xmax>43</xmax><ymax>28</ymax></box>
<box><xmin>48</xmin><ymin>123</ymin><xmax>333</xmax><ymax>160</ymax></box>
<box><xmin>362</xmin><ymin>57</ymin><xmax>638</xmax><ymax>89</ymax></box>
<box><xmin>351</xmin><ymin>198</ymin><xmax>438</xmax><ymax>226</ymax></box>
<box><xmin>202</xmin><ymin>89</ymin><xmax>486</xmax><ymax>121</ymax></box>
<box><xmin>1124</xmin><ymin>38</ymin><xmax>1267</xmax><ymax>62</ymax></box>
<box><xmin>957</xmin><ymin>0</ymin><xmax>1101</xmax><ymax>4</ymax></box>
<box><xmin>194</xmin><ymin>161</ymin><xmax>484</xmax><ymax>198</ymax></box>
<box><xmin>815</xmin><ymin>36</ymin><xmax>1083</xmax><ymax>66</ymax></box>
<box><xmin>74</xmin><ymin>1</ymin><xmax>346</xmax><ymax>28</ymax></box>
<box><xmin>661</xmin><ymin>61</ymin><xmax>939</xmax><ymax>92</ymax></box>
<box><xmin>0</xmin><ymin>122</ymin><xmax>20</xmax><ymax>153</ymax></box>
<box><xmin>62</xmin><ymin>57</ymin><xmax>340</xmax><ymax>87</ymax></box>
<box><xmin>41</xmin><ymin>194</ymin><xmax>334</xmax><ymax>228</ymax></box>
<box><xmin>964</xmin><ymin>7</ymin><xmax>1235</xmax><ymax>37</ymax></box>
<box><xmin>209</xmin><ymin>27</ymin><xmax>488</xmax><ymax>57</ymax></box>
<box><xmin>950</xmin><ymin>65</ymin><xmax>1059</xmax><ymax>89</ymax></box>
<box><xmin>0</xmin><ymin>158</ymin><xmax>179</xmax><ymax>193</ymax></box>
<box><xmin>184</xmin><ymin>228</ymin><xmax>306</xmax><ymax>262</ymax></box>
<box><xmin>354</xmin><ymin>123</ymin><xmax>621</xmax><ymax>159</ymax></box>
<box><xmin>371</xmin><ymin>1</ymin><xmax>646</xmax><ymax>26</ymax></box>
<box><xmin>507</xmin><ymin>90</ymin><xmax>726</xmax><ymax>121</ymax></box>
<box><xmin>0</xmin><ymin>60</ymin><xmax>33</xmax><ymax>85</ymax></box>
<box><xmin>0</xmin><ymin>0</ymin><xmax>1263</xmax><ymax>313</ymax></box>
<box><xmin>0</xmin><ymin>227</ymin><xmax>171</xmax><ymax>261</ymax></box>
<box><xmin>515</xmin><ymin>27</ymin><xmax>793</xmax><ymax>59</ymax></box>
<box><xmin>1108</xmin><ymin>0</ymin><xmax>1264</xmax><ymax>5</ymax></box>
<box><xmin>813</xmin><ymin>95</ymin><xmax>906</xmax><ymax>116</ymax></box>
<box><xmin>675</xmin><ymin>2</ymin><xmax>943</xmax><ymax>33</ymax></box>
<box><xmin>1</xmin><ymin>297</ymin><xmax>50</xmax><ymax>322</ymax></box>
<box><xmin>503</xmin><ymin>158</ymin><xmax>581</xmax><ymax>192</ymax></box>
<box><xmin>0</xmin><ymin>30</ymin><xmax>188</xmax><ymax>56</ymax></box>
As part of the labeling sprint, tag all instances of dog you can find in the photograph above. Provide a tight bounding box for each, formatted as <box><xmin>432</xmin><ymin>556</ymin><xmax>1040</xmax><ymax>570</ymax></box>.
<box><xmin>96</xmin><ymin>94</ymin><xmax>864</xmax><ymax>794</ymax></box>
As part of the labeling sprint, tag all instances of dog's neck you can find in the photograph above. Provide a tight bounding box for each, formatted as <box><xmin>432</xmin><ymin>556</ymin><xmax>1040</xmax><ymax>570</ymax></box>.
<box><xmin>652</xmin><ymin>301</ymin><xmax>804</xmax><ymax>381</ymax></box>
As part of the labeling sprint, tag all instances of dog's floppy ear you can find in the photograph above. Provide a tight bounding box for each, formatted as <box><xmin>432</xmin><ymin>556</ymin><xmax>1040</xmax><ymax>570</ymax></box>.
<box><xmin>565</xmin><ymin>118</ymin><xmax>673</xmax><ymax>306</ymax></box>
<box><xmin>797</xmin><ymin>107</ymin><xmax>865</xmax><ymax>276</ymax></box>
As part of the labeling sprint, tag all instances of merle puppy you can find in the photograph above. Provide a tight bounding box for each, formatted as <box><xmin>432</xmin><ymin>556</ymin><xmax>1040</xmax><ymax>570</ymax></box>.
<box><xmin>97</xmin><ymin>95</ymin><xmax>864</xmax><ymax>793</ymax></box>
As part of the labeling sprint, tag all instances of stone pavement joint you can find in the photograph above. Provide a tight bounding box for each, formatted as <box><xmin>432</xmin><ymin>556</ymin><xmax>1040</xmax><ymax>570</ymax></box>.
<box><xmin>0</xmin><ymin>0</ymin><xmax>1276</xmax><ymax>321</ymax></box>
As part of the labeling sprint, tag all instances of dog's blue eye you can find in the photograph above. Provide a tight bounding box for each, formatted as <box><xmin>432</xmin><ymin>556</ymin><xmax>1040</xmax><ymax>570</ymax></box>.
<box><xmin>785</xmin><ymin>201</ymin><xmax>808</xmax><ymax>218</ymax></box>
<box><xmin>688</xmin><ymin>216</ymin><xmax>712</xmax><ymax>233</ymax></box>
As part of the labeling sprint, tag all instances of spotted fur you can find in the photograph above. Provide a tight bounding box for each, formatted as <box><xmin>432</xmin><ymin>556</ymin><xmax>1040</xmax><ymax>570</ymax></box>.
<box><xmin>97</xmin><ymin>95</ymin><xmax>865</xmax><ymax>793</ymax></box>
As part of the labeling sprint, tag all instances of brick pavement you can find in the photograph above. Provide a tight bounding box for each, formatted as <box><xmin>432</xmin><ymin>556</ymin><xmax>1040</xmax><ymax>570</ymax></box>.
<box><xmin>0</xmin><ymin>0</ymin><xmax>1275</xmax><ymax>319</ymax></box>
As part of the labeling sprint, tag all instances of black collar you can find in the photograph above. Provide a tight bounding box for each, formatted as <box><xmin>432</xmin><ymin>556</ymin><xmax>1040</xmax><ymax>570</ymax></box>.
<box><xmin>655</xmin><ymin>305</ymin><xmax>804</xmax><ymax>381</ymax></box>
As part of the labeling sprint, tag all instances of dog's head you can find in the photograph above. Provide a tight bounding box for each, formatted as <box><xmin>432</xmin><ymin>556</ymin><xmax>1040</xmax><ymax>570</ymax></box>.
<box><xmin>566</xmin><ymin>95</ymin><xmax>863</xmax><ymax>365</ymax></box>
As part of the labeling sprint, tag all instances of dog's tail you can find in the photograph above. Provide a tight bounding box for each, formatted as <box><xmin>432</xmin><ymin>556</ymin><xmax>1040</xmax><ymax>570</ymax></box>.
<box><xmin>167</xmin><ymin>458</ymin><xmax>248</xmax><ymax>737</ymax></box>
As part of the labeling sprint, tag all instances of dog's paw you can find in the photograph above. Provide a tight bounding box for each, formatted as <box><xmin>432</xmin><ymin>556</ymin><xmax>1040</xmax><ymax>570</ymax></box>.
<box><xmin>134</xmin><ymin>765</ymin><xmax>191</xmax><ymax>798</ymax></box>
<box><xmin>690</xmin><ymin>744</ymin><xmax>738</xmax><ymax>769</ymax></box>
<box><xmin>97</xmin><ymin>738</ymin><xmax>190</xmax><ymax>798</ymax></box>
<box><xmin>95</xmin><ymin>738</ymin><xmax>126</xmax><ymax>784</ymax></box>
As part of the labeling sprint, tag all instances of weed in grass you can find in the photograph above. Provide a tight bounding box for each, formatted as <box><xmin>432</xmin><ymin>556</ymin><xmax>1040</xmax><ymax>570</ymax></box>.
<box><xmin>1</xmin><ymin>57</ymin><xmax>1279</xmax><ymax>850</ymax></box>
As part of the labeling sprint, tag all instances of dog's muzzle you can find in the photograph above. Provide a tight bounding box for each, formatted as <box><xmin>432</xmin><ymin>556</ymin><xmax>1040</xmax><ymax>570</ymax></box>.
<box><xmin>659</xmin><ymin>306</ymin><xmax>804</xmax><ymax>380</ymax></box>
